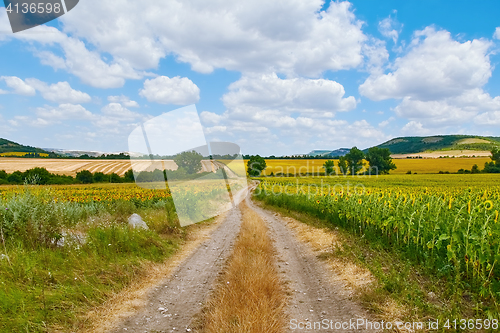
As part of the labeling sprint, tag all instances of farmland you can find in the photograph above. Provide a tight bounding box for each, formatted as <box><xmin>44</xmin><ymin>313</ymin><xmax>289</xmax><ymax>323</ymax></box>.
<box><xmin>256</xmin><ymin>157</ymin><xmax>491</xmax><ymax>175</ymax></box>
<box><xmin>254</xmin><ymin>173</ymin><xmax>500</xmax><ymax>317</ymax></box>
<box><xmin>0</xmin><ymin>156</ymin><xmax>492</xmax><ymax>178</ymax></box>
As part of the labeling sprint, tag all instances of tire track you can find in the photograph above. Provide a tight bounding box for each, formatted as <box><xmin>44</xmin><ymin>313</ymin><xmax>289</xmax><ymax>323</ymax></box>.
<box><xmin>111</xmin><ymin>206</ymin><xmax>243</xmax><ymax>333</ymax></box>
<box><xmin>245</xmin><ymin>193</ymin><xmax>378</xmax><ymax>332</ymax></box>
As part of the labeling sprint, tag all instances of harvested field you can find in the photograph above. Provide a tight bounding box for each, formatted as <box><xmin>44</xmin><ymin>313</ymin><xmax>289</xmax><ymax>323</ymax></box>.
<box><xmin>0</xmin><ymin>158</ymin><xmax>135</xmax><ymax>176</ymax></box>
<box><xmin>391</xmin><ymin>150</ymin><xmax>491</xmax><ymax>158</ymax></box>
<box><xmin>0</xmin><ymin>158</ymin><xmax>237</xmax><ymax>177</ymax></box>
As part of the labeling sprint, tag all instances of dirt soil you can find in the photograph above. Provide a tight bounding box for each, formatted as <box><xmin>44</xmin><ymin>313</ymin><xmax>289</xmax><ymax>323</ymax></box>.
<box><xmin>109</xmin><ymin>185</ymin><xmax>375</xmax><ymax>333</ymax></box>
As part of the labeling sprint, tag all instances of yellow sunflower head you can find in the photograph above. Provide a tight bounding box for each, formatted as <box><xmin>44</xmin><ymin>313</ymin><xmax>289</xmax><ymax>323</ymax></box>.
<box><xmin>484</xmin><ymin>200</ymin><xmax>493</xmax><ymax>210</ymax></box>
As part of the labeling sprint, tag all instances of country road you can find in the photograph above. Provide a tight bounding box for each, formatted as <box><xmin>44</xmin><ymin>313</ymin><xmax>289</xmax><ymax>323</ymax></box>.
<box><xmin>110</xmin><ymin>184</ymin><xmax>375</xmax><ymax>333</ymax></box>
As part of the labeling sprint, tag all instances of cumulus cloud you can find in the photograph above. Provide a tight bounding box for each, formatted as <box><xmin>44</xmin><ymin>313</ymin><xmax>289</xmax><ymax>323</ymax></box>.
<box><xmin>360</xmin><ymin>27</ymin><xmax>492</xmax><ymax>101</ymax></box>
<box><xmin>58</xmin><ymin>0</ymin><xmax>383</xmax><ymax>77</ymax></box>
<box><xmin>25</xmin><ymin>79</ymin><xmax>91</xmax><ymax>103</ymax></box>
<box><xmin>201</xmin><ymin>107</ymin><xmax>387</xmax><ymax>155</ymax></box>
<box><xmin>222</xmin><ymin>73</ymin><xmax>357</xmax><ymax>114</ymax></box>
<box><xmin>108</xmin><ymin>95</ymin><xmax>139</xmax><ymax>107</ymax></box>
<box><xmin>0</xmin><ymin>76</ymin><xmax>36</xmax><ymax>95</ymax></box>
<box><xmin>401</xmin><ymin>121</ymin><xmax>431</xmax><ymax>136</ymax></box>
<box><xmin>35</xmin><ymin>104</ymin><xmax>94</xmax><ymax>124</ymax></box>
<box><xmin>197</xmin><ymin>73</ymin><xmax>366</xmax><ymax>154</ymax></box>
<box><xmin>393</xmin><ymin>89</ymin><xmax>500</xmax><ymax>127</ymax></box>
<box><xmin>7</xmin><ymin>24</ymin><xmax>144</xmax><ymax>88</ymax></box>
<box><xmin>139</xmin><ymin>76</ymin><xmax>200</xmax><ymax>105</ymax></box>
<box><xmin>101</xmin><ymin>103</ymin><xmax>140</xmax><ymax>121</ymax></box>
<box><xmin>475</xmin><ymin>111</ymin><xmax>500</xmax><ymax>125</ymax></box>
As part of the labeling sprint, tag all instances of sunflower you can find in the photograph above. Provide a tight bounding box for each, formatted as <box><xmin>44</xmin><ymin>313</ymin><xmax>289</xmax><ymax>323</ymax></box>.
<box><xmin>484</xmin><ymin>200</ymin><xmax>493</xmax><ymax>210</ymax></box>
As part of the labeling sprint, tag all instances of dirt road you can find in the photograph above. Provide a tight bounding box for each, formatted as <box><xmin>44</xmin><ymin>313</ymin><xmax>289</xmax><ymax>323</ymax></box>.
<box><xmin>111</xmin><ymin>185</ymin><xmax>373</xmax><ymax>332</ymax></box>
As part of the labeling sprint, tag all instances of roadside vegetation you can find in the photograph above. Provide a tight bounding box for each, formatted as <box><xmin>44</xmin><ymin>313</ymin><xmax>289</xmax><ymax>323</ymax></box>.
<box><xmin>0</xmin><ymin>185</ymin><xmax>184</xmax><ymax>332</ymax></box>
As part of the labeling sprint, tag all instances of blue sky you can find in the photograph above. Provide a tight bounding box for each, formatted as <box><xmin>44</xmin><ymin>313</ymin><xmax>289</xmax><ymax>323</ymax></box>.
<box><xmin>0</xmin><ymin>0</ymin><xmax>499</xmax><ymax>156</ymax></box>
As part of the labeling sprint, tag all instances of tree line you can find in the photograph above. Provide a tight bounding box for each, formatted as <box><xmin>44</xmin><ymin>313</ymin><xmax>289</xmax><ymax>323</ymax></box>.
<box><xmin>0</xmin><ymin>168</ymin><xmax>135</xmax><ymax>185</ymax></box>
<box><xmin>458</xmin><ymin>147</ymin><xmax>500</xmax><ymax>174</ymax></box>
<box><xmin>246</xmin><ymin>147</ymin><xmax>397</xmax><ymax>177</ymax></box>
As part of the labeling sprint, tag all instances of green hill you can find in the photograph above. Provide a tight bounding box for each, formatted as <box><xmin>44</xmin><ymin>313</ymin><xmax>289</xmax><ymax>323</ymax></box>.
<box><xmin>373</xmin><ymin>135</ymin><xmax>500</xmax><ymax>155</ymax></box>
<box><xmin>0</xmin><ymin>138</ymin><xmax>54</xmax><ymax>155</ymax></box>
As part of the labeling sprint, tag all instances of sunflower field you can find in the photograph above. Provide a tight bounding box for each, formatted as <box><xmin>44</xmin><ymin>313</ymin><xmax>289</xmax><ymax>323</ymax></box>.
<box><xmin>255</xmin><ymin>174</ymin><xmax>500</xmax><ymax>309</ymax></box>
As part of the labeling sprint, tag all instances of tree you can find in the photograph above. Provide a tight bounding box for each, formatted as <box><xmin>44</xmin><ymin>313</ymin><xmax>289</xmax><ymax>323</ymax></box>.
<box><xmin>23</xmin><ymin>167</ymin><xmax>52</xmax><ymax>185</ymax></box>
<box><xmin>7</xmin><ymin>171</ymin><xmax>23</xmax><ymax>184</ymax></box>
<box><xmin>174</xmin><ymin>151</ymin><xmax>203</xmax><ymax>174</ymax></box>
<box><xmin>483</xmin><ymin>161</ymin><xmax>500</xmax><ymax>173</ymax></box>
<box><xmin>76</xmin><ymin>170</ymin><xmax>93</xmax><ymax>184</ymax></box>
<box><xmin>471</xmin><ymin>164</ymin><xmax>480</xmax><ymax>174</ymax></box>
<box><xmin>337</xmin><ymin>156</ymin><xmax>348</xmax><ymax>175</ymax></box>
<box><xmin>365</xmin><ymin>147</ymin><xmax>397</xmax><ymax>175</ymax></box>
<box><xmin>345</xmin><ymin>147</ymin><xmax>365</xmax><ymax>175</ymax></box>
<box><xmin>93</xmin><ymin>172</ymin><xmax>106</xmax><ymax>183</ymax></box>
<box><xmin>123</xmin><ymin>169</ymin><xmax>135</xmax><ymax>182</ymax></box>
<box><xmin>247</xmin><ymin>155</ymin><xmax>267</xmax><ymax>176</ymax></box>
<box><xmin>490</xmin><ymin>147</ymin><xmax>500</xmax><ymax>165</ymax></box>
<box><xmin>109</xmin><ymin>173</ymin><xmax>122</xmax><ymax>183</ymax></box>
<box><xmin>323</xmin><ymin>160</ymin><xmax>335</xmax><ymax>176</ymax></box>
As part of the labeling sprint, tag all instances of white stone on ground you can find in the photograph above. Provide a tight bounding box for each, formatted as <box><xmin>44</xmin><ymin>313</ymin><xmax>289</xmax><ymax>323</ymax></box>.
<box><xmin>128</xmin><ymin>213</ymin><xmax>149</xmax><ymax>229</ymax></box>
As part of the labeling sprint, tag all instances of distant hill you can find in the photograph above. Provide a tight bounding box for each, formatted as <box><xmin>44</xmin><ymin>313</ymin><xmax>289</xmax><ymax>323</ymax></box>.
<box><xmin>0</xmin><ymin>138</ymin><xmax>54</xmax><ymax>155</ymax></box>
<box><xmin>373</xmin><ymin>135</ymin><xmax>500</xmax><ymax>155</ymax></box>
<box><xmin>308</xmin><ymin>148</ymin><xmax>350</xmax><ymax>158</ymax></box>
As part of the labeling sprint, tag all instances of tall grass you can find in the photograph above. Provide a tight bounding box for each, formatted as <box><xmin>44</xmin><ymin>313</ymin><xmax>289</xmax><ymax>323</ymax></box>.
<box><xmin>0</xmin><ymin>186</ymin><xmax>182</xmax><ymax>332</ymax></box>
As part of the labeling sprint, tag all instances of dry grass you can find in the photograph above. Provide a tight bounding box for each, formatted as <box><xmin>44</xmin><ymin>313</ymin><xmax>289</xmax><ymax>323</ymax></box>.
<box><xmin>280</xmin><ymin>215</ymin><xmax>375</xmax><ymax>292</ymax></box>
<box><xmin>200</xmin><ymin>200</ymin><xmax>287</xmax><ymax>333</ymax></box>
<box><xmin>77</xmin><ymin>214</ymin><xmax>225</xmax><ymax>333</ymax></box>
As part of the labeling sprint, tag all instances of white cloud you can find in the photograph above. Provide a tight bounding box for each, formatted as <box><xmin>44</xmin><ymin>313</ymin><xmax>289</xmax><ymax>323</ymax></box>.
<box><xmin>25</xmin><ymin>79</ymin><xmax>91</xmax><ymax>104</ymax></box>
<box><xmin>378</xmin><ymin>117</ymin><xmax>395</xmax><ymax>128</ymax></box>
<box><xmin>8</xmin><ymin>24</ymin><xmax>144</xmax><ymax>88</ymax></box>
<box><xmin>201</xmin><ymin>109</ymin><xmax>387</xmax><ymax>155</ymax></box>
<box><xmin>394</xmin><ymin>97</ymin><xmax>477</xmax><ymax>127</ymax></box>
<box><xmin>360</xmin><ymin>27</ymin><xmax>492</xmax><ymax>101</ymax></box>
<box><xmin>8</xmin><ymin>115</ymin><xmax>51</xmax><ymax>127</ymax></box>
<box><xmin>0</xmin><ymin>76</ymin><xmax>36</xmax><ymax>95</ymax></box>
<box><xmin>58</xmin><ymin>0</ymin><xmax>383</xmax><ymax>77</ymax></box>
<box><xmin>401</xmin><ymin>121</ymin><xmax>431</xmax><ymax>136</ymax></box>
<box><xmin>393</xmin><ymin>89</ymin><xmax>500</xmax><ymax>127</ymax></box>
<box><xmin>139</xmin><ymin>76</ymin><xmax>200</xmax><ymax>105</ymax></box>
<box><xmin>101</xmin><ymin>103</ymin><xmax>140</xmax><ymax>121</ymax></box>
<box><xmin>475</xmin><ymin>111</ymin><xmax>500</xmax><ymax>125</ymax></box>
<box><xmin>494</xmin><ymin>27</ymin><xmax>500</xmax><ymax>40</ymax></box>
<box><xmin>108</xmin><ymin>95</ymin><xmax>139</xmax><ymax>108</ymax></box>
<box><xmin>197</xmin><ymin>73</ymin><xmax>365</xmax><ymax>154</ymax></box>
<box><xmin>378</xmin><ymin>13</ymin><xmax>402</xmax><ymax>43</ymax></box>
<box><xmin>35</xmin><ymin>104</ymin><xmax>94</xmax><ymax>124</ymax></box>
<box><xmin>222</xmin><ymin>73</ymin><xmax>357</xmax><ymax>114</ymax></box>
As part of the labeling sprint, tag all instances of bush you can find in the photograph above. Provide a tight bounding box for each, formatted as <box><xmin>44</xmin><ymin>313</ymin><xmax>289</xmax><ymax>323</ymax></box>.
<box><xmin>0</xmin><ymin>189</ymin><xmax>63</xmax><ymax>248</ymax></box>
<box><xmin>76</xmin><ymin>170</ymin><xmax>93</xmax><ymax>184</ymax></box>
